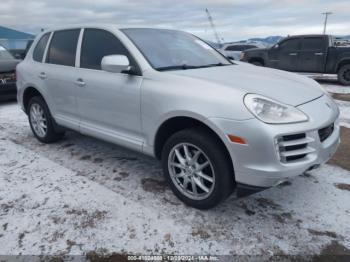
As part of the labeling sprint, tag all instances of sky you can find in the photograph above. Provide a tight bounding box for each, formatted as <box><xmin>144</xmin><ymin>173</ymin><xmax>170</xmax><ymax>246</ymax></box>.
<box><xmin>1</xmin><ymin>0</ymin><xmax>349</xmax><ymax>42</ymax></box>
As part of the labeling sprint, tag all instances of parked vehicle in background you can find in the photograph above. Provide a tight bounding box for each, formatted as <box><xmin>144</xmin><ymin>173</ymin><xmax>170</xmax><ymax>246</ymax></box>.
<box><xmin>220</xmin><ymin>43</ymin><xmax>262</xmax><ymax>60</ymax></box>
<box><xmin>241</xmin><ymin>34</ymin><xmax>350</xmax><ymax>85</ymax></box>
<box><xmin>0</xmin><ymin>44</ymin><xmax>19</xmax><ymax>100</ymax></box>
<box><xmin>0</xmin><ymin>39</ymin><xmax>34</xmax><ymax>59</ymax></box>
<box><xmin>17</xmin><ymin>25</ymin><xmax>340</xmax><ymax>209</ymax></box>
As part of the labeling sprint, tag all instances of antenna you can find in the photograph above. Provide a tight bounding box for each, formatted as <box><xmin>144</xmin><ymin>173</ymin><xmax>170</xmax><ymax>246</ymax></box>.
<box><xmin>322</xmin><ymin>12</ymin><xmax>332</xmax><ymax>34</ymax></box>
<box><xmin>205</xmin><ymin>8</ymin><xmax>222</xmax><ymax>44</ymax></box>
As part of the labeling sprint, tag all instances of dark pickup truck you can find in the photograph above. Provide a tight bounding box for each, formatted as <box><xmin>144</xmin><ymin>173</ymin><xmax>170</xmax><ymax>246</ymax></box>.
<box><xmin>241</xmin><ymin>34</ymin><xmax>350</xmax><ymax>85</ymax></box>
<box><xmin>0</xmin><ymin>45</ymin><xmax>19</xmax><ymax>101</ymax></box>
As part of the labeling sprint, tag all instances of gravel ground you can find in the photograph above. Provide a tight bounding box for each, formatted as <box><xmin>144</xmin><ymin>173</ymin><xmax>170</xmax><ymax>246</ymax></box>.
<box><xmin>0</xmin><ymin>80</ymin><xmax>349</xmax><ymax>259</ymax></box>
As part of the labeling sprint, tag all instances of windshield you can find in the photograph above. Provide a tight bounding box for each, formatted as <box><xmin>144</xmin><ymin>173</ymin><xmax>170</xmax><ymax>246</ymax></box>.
<box><xmin>0</xmin><ymin>45</ymin><xmax>15</xmax><ymax>60</ymax></box>
<box><xmin>122</xmin><ymin>28</ymin><xmax>231</xmax><ymax>71</ymax></box>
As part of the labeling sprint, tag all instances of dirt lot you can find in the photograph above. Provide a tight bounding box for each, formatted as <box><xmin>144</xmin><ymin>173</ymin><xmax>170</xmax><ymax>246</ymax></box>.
<box><xmin>0</xmin><ymin>80</ymin><xmax>349</xmax><ymax>259</ymax></box>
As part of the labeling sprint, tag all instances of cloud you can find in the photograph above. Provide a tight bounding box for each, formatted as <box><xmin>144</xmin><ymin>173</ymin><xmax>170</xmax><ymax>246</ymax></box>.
<box><xmin>1</xmin><ymin>0</ymin><xmax>349</xmax><ymax>41</ymax></box>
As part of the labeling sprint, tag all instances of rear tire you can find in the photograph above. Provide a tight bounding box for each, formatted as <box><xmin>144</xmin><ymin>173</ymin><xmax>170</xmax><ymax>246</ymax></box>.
<box><xmin>28</xmin><ymin>96</ymin><xmax>65</xmax><ymax>143</ymax></box>
<box><xmin>338</xmin><ymin>64</ymin><xmax>350</xmax><ymax>86</ymax></box>
<box><xmin>161</xmin><ymin>128</ymin><xmax>235</xmax><ymax>209</ymax></box>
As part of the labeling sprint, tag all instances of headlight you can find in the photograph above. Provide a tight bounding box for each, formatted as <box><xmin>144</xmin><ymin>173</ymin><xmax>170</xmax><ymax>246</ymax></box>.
<box><xmin>244</xmin><ymin>94</ymin><xmax>308</xmax><ymax>124</ymax></box>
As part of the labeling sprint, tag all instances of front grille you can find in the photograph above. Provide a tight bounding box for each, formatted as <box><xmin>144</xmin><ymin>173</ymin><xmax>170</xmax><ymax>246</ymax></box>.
<box><xmin>277</xmin><ymin>133</ymin><xmax>315</xmax><ymax>163</ymax></box>
<box><xmin>318</xmin><ymin>123</ymin><xmax>334</xmax><ymax>142</ymax></box>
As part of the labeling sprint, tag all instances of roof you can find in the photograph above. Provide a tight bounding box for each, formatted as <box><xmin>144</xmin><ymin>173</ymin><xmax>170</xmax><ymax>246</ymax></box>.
<box><xmin>39</xmin><ymin>24</ymin><xmax>182</xmax><ymax>33</ymax></box>
<box><xmin>0</xmin><ymin>26</ymin><xmax>34</xmax><ymax>39</ymax></box>
<box><xmin>40</xmin><ymin>23</ymin><xmax>128</xmax><ymax>33</ymax></box>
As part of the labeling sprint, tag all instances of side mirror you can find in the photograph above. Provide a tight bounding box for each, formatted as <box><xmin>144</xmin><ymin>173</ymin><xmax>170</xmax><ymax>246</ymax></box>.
<box><xmin>101</xmin><ymin>55</ymin><xmax>130</xmax><ymax>73</ymax></box>
<box><xmin>274</xmin><ymin>44</ymin><xmax>279</xmax><ymax>49</ymax></box>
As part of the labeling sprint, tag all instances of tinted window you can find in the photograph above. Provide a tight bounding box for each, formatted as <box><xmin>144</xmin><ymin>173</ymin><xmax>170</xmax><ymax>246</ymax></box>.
<box><xmin>226</xmin><ymin>45</ymin><xmax>257</xmax><ymax>51</ymax></box>
<box><xmin>301</xmin><ymin>38</ymin><xmax>325</xmax><ymax>51</ymax></box>
<box><xmin>80</xmin><ymin>29</ymin><xmax>134</xmax><ymax>70</ymax></box>
<box><xmin>33</xmin><ymin>33</ymin><xmax>50</xmax><ymax>62</ymax></box>
<box><xmin>226</xmin><ymin>45</ymin><xmax>242</xmax><ymax>51</ymax></box>
<box><xmin>279</xmin><ymin>39</ymin><xmax>300</xmax><ymax>51</ymax></box>
<box><xmin>47</xmin><ymin>29</ymin><xmax>80</xmax><ymax>66</ymax></box>
<box><xmin>243</xmin><ymin>45</ymin><xmax>257</xmax><ymax>50</ymax></box>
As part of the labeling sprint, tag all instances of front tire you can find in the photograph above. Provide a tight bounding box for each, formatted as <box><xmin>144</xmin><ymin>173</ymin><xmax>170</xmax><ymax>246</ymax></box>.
<box><xmin>161</xmin><ymin>128</ymin><xmax>235</xmax><ymax>209</ymax></box>
<box><xmin>28</xmin><ymin>96</ymin><xmax>65</xmax><ymax>143</ymax></box>
<box><xmin>338</xmin><ymin>64</ymin><xmax>350</xmax><ymax>86</ymax></box>
<box><xmin>251</xmin><ymin>61</ymin><xmax>264</xmax><ymax>66</ymax></box>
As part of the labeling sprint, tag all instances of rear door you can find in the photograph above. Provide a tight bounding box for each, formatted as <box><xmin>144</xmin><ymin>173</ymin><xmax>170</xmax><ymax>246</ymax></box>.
<box><xmin>298</xmin><ymin>37</ymin><xmax>327</xmax><ymax>73</ymax></box>
<box><xmin>270</xmin><ymin>38</ymin><xmax>301</xmax><ymax>71</ymax></box>
<box><xmin>44</xmin><ymin>29</ymin><xmax>81</xmax><ymax>130</ymax></box>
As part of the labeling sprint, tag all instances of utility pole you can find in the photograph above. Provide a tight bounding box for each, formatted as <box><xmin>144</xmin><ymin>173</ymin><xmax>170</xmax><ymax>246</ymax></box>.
<box><xmin>322</xmin><ymin>12</ymin><xmax>332</xmax><ymax>34</ymax></box>
<box><xmin>205</xmin><ymin>8</ymin><xmax>222</xmax><ymax>44</ymax></box>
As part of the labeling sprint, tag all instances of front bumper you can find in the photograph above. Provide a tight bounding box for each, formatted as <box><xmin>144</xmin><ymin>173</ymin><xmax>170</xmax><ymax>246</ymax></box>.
<box><xmin>209</xmin><ymin>95</ymin><xmax>340</xmax><ymax>189</ymax></box>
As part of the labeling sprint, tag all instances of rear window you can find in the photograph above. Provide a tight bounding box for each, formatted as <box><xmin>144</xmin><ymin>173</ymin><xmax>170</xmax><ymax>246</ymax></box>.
<box><xmin>47</xmin><ymin>29</ymin><xmax>80</xmax><ymax>66</ymax></box>
<box><xmin>301</xmin><ymin>38</ymin><xmax>325</xmax><ymax>51</ymax></box>
<box><xmin>33</xmin><ymin>33</ymin><xmax>50</xmax><ymax>62</ymax></box>
<box><xmin>225</xmin><ymin>45</ymin><xmax>257</xmax><ymax>51</ymax></box>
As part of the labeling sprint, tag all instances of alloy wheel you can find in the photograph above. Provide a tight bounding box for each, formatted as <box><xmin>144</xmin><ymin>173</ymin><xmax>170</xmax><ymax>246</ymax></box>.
<box><xmin>30</xmin><ymin>103</ymin><xmax>47</xmax><ymax>138</ymax></box>
<box><xmin>168</xmin><ymin>143</ymin><xmax>215</xmax><ymax>200</ymax></box>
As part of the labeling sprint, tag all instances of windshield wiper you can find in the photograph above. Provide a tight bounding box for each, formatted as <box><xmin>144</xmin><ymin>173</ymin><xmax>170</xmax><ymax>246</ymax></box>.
<box><xmin>156</xmin><ymin>64</ymin><xmax>199</xmax><ymax>71</ymax></box>
<box><xmin>156</xmin><ymin>63</ymin><xmax>229</xmax><ymax>71</ymax></box>
<box><xmin>204</xmin><ymin>62</ymin><xmax>226</xmax><ymax>67</ymax></box>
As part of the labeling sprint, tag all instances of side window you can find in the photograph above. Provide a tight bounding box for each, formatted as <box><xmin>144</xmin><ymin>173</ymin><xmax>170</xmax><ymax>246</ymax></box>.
<box><xmin>33</xmin><ymin>33</ymin><xmax>50</xmax><ymax>62</ymax></box>
<box><xmin>301</xmin><ymin>38</ymin><xmax>325</xmax><ymax>51</ymax></box>
<box><xmin>279</xmin><ymin>39</ymin><xmax>301</xmax><ymax>51</ymax></box>
<box><xmin>80</xmin><ymin>29</ymin><xmax>135</xmax><ymax>70</ymax></box>
<box><xmin>47</xmin><ymin>29</ymin><xmax>80</xmax><ymax>66</ymax></box>
<box><xmin>244</xmin><ymin>45</ymin><xmax>257</xmax><ymax>50</ymax></box>
<box><xmin>226</xmin><ymin>45</ymin><xmax>239</xmax><ymax>51</ymax></box>
<box><xmin>226</xmin><ymin>45</ymin><xmax>247</xmax><ymax>51</ymax></box>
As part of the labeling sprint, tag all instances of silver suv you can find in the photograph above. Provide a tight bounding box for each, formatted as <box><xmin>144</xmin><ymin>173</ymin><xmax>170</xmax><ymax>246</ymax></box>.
<box><xmin>17</xmin><ymin>25</ymin><xmax>340</xmax><ymax>209</ymax></box>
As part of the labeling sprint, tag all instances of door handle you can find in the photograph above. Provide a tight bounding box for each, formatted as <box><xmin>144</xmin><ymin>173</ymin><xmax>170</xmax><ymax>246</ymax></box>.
<box><xmin>289</xmin><ymin>53</ymin><xmax>298</xmax><ymax>56</ymax></box>
<box><xmin>38</xmin><ymin>72</ymin><xmax>46</xmax><ymax>79</ymax></box>
<box><xmin>75</xmin><ymin>78</ymin><xmax>86</xmax><ymax>87</ymax></box>
<box><xmin>315</xmin><ymin>53</ymin><xmax>324</xmax><ymax>56</ymax></box>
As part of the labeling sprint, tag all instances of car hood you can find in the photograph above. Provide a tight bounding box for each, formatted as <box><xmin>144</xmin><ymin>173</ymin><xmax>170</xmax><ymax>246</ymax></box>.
<box><xmin>0</xmin><ymin>59</ymin><xmax>20</xmax><ymax>72</ymax></box>
<box><xmin>167</xmin><ymin>64</ymin><xmax>324</xmax><ymax>106</ymax></box>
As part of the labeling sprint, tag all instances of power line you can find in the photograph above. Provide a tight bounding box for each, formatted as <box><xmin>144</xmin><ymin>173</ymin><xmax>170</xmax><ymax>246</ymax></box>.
<box><xmin>322</xmin><ymin>12</ymin><xmax>332</xmax><ymax>34</ymax></box>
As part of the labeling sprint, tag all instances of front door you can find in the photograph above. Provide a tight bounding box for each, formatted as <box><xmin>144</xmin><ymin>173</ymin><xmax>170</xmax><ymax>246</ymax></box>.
<box><xmin>76</xmin><ymin>28</ymin><xmax>143</xmax><ymax>151</ymax></box>
<box><xmin>271</xmin><ymin>38</ymin><xmax>301</xmax><ymax>71</ymax></box>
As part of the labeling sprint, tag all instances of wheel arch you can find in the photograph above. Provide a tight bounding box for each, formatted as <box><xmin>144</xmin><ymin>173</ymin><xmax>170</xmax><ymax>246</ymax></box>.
<box><xmin>22</xmin><ymin>86</ymin><xmax>46</xmax><ymax>114</ymax></box>
<box><xmin>153</xmin><ymin>116</ymin><xmax>235</xmax><ymax>179</ymax></box>
<box><xmin>336</xmin><ymin>58</ymin><xmax>350</xmax><ymax>72</ymax></box>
